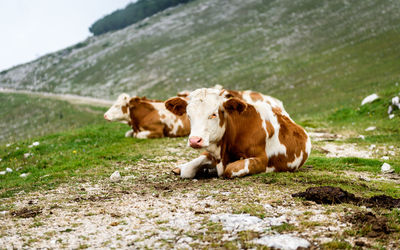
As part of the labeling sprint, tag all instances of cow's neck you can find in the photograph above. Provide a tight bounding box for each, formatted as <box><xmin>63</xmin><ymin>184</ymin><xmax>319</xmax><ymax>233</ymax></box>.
<box><xmin>130</xmin><ymin>102</ymin><xmax>156</xmax><ymax>132</ymax></box>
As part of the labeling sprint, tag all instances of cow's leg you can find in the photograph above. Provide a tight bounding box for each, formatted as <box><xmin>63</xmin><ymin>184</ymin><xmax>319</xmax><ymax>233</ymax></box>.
<box><xmin>178</xmin><ymin>154</ymin><xmax>213</xmax><ymax>179</ymax></box>
<box><xmin>125</xmin><ymin>129</ymin><xmax>134</xmax><ymax>137</ymax></box>
<box><xmin>223</xmin><ymin>157</ymin><xmax>268</xmax><ymax>178</ymax></box>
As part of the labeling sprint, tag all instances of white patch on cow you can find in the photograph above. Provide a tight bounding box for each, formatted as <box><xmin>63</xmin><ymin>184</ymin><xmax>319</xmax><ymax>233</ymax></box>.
<box><xmin>241</xmin><ymin>90</ymin><xmax>287</xmax><ymax>114</ymax></box>
<box><xmin>252</xmin><ymin>102</ymin><xmax>287</xmax><ymax>158</ymax></box>
<box><xmin>179</xmin><ymin>155</ymin><xmax>211</xmax><ymax>179</ymax></box>
<box><xmin>104</xmin><ymin>93</ymin><xmax>130</xmax><ymax>122</ymax></box>
<box><xmin>305</xmin><ymin>132</ymin><xmax>312</xmax><ymax>156</ymax></box>
<box><xmin>231</xmin><ymin>159</ymin><xmax>250</xmax><ymax>177</ymax></box>
<box><xmin>265</xmin><ymin>167</ymin><xmax>275</xmax><ymax>173</ymax></box>
<box><xmin>135</xmin><ymin>131</ymin><xmax>151</xmax><ymax>139</ymax></box>
<box><xmin>125</xmin><ymin>130</ymin><xmax>134</xmax><ymax>137</ymax></box>
<box><xmin>186</xmin><ymin>88</ymin><xmax>226</xmax><ymax>148</ymax></box>
<box><xmin>216</xmin><ymin>162</ymin><xmax>224</xmax><ymax>177</ymax></box>
<box><xmin>287</xmin><ymin>151</ymin><xmax>303</xmax><ymax>169</ymax></box>
<box><xmin>152</xmin><ymin>102</ymin><xmax>184</xmax><ymax>135</ymax></box>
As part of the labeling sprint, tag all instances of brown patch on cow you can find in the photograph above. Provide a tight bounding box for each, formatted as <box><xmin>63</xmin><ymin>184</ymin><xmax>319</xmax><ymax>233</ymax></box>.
<box><xmin>223</xmin><ymin>98</ymin><xmax>247</xmax><ymax>114</ymax></box>
<box><xmin>265</xmin><ymin>120</ymin><xmax>274</xmax><ymax>138</ymax></box>
<box><xmin>165</xmin><ymin>97</ymin><xmax>188</xmax><ymax>116</ymax></box>
<box><xmin>172</xmin><ymin>168</ymin><xmax>181</xmax><ymax>175</ymax></box>
<box><xmin>218</xmin><ymin>108</ymin><xmax>225</xmax><ymax>127</ymax></box>
<box><xmin>160</xmin><ymin>114</ymin><xmax>166</xmax><ymax>119</ymax></box>
<box><xmin>128</xmin><ymin>98</ymin><xmax>163</xmax><ymax>137</ymax></box>
<box><xmin>249</xmin><ymin>92</ymin><xmax>263</xmax><ymax>102</ymax></box>
<box><xmin>219</xmin><ymin>102</ymin><xmax>268</xmax><ymax>176</ymax></box>
<box><xmin>121</xmin><ymin>105</ymin><xmax>128</xmax><ymax>114</ymax></box>
<box><xmin>269</xmin><ymin>107</ymin><xmax>308</xmax><ymax>171</ymax></box>
<box><xmin>224</xmin><ymin>90</ymin><xmax>243</xmax><ymax>99</ymax></box>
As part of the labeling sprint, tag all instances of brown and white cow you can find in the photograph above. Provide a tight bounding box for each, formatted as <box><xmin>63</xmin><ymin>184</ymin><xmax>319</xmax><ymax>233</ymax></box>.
<box><xmin>104</xmin><ymin>93</ymin><xmax>190</xmax><ymax>139</ymax></box>
<box><xmin>165</xmin><ymin>88</ymin><xmax>311</xmax><ymax>178</ymax></box>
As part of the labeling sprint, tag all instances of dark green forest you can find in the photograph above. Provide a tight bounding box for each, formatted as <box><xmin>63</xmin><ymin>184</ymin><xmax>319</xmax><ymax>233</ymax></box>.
<box><xmin>89</xmin><ymin>0</ymin><xmax>195</xmax><ymax>36</ymax></box>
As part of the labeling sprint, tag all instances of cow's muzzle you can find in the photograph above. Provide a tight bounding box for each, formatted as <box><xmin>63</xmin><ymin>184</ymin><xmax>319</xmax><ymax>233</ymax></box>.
<box><xmin>189</xmin><ymin>136</ymin><xmax>204</xmax><ymax>148</ymax></box>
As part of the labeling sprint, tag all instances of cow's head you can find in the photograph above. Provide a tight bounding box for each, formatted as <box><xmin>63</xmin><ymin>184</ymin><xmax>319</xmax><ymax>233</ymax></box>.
<box><xmin>104</xmin><ymin>93</ymin><xmax>131</xmax><ymax>123</ymax></box>
<box><xmin>166</xmin><ymin>88</ymin><xmax>247</xmax><ymax>149</ymax></box>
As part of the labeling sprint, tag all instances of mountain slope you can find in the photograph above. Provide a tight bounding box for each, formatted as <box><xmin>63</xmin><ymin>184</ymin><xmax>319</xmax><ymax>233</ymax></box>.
<box><xmin>1</xmin><ymin>0</ymin><xmax>399</xmax><ymax>116</ymax></box>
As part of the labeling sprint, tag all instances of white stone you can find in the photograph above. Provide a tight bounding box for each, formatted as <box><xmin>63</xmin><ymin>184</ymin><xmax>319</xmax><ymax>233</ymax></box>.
<box><xmin>358</xmin><ymin>135</ymin><xmax>365</xmax><ymax>140</ymax></box>
<box><xmin>253</xmin><ymin>234</ymin><xmax>310</xmax><ymax>250</ymax></box>
<box><xmin>392</xmin><ymin>96</ymin><xmax>399</xmax><ymax>106</ymax></box>
<box><xmin>381</xmin><ymin>163</ymin><xmax>394</xmax><ymax>173</ymax></box>
<box><xmin>388</xmin><ymin>105</ymin><xmax>393</xmax><ymax>114</ymax></box>
<box><xmin>389</xmin><ymin>114</ymin><xmax>395</xmax><ymax>119</ymax></box>
<box><xmin>369</xmin><ymin>144</ymin><xmax>376</xmax><ymax>150</ymax></box>
<box><xmin>6</xmin><ymin>143</ymin><xmax>11</xmax><ymax>147</ymax></box>
<box><xmin>210</xmin><ymin>213</ymin><xmax>264</xmax><ymax>232</ymax></box>
<box><xmin>361</xmin><ymin>94</ymin><xmax>379</xmax><ymax>106</ymax></box>
<box><xmin>365</xmin><ymin>126</ymin><xmax>376</xmax><ymax>131</ymax></box>
<box><xmin>28</xmin><ymin>141</ymin><xmax>40</xmax><ymax>148</ymax></box>
<box><xmin>6</xmin><ymin>168</ymin><xmax>12</xmax><ymax>173</ymax></box>
<box><xmin>381</xmin><ymin>156</ymin><xmax>389</xmax><ymax>160</ymax></box>
<box><xmin>0</xmin><ymin>171</ymin><xmax>6</xmax><ymax>175</ymax></box>
<box><xmin>24</xmin><ymin>153</ymin><xmax>33</xmax><ymax>158</ymax></box>
<box><xmin>0</xmin><ymin>211</ymin><xmax>9</xmax><ymax>217</ymax></box>
<box><xmin>20</xmin><ymin>173</ymin><xmax>30</xmax><ymax>178</ymax></box>
<box><xmin>110</xmin><ymin>171</ymin><xmax>121</xmax><ymax>182</ymax></box>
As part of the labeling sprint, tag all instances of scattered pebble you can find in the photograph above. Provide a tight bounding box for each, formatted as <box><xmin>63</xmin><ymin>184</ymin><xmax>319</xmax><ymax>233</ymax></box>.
<box><xmin>0</xmin><ymin>211</ymin><xmax>9</xmax><ymax>217</ymax></box>
<box><xmin>358</xmin><ymin>135</ymin><xmax>365</xmax><ymax>140</ymax></box>
<box><xmin>361</xmin><ymin>93</ymin><xmax>379</xmax><ymax>106</ymax></box>
<box><xmin>20</xmin><ymin>173</ymin><xmax>30</xmax><ymax>178</ymax></box>
<box><xmin>6</xmin><ymin>168</ymin><xmax>12</xmax><ymax>173</ymax></box>
<box><xmin>369</xmin><ymin>144</ymin><xmax>376</xmax><ymax>150</ymax></box>
<box><xmin>365</xmin><ymin>126</ymin><xmax>376</xmax><ymax>131</ymax></box>
<box><xmin>381</xmin><ymin>156</ymin><xmax>389</xmax><ymax>160</ymax></box>
<box><xmin>24</xmin><ymin>153</ymin><xmax>33</xmax><ymax>158</ymax></box>
<box><xmin>6</xmin><ymin>143</ymin><xmax>11</xmax><ymax>147</ymax></box>
<box><xmin>0</xmin><ymin>171</ymin><xmax>6</xmax><ymax>175</ymax></box>
<box><xmin>28</xmin><ymin>142</ymin><xmax>40</xmax><ymax>148</ymax></box>
<box><xmin>389</xmin><ymin>114</ymin><xmax>395</xmax><ymax>119</ymax></box>
<box><xmin>110</xmin><ymin>171</ymin><xmax>121</xmax><ymax>182</ymax></box>
<box><xmin>381</xmin><ymin>163</ymin><xmax>394</xmax><ymax>173</ymax></box>
<box><xmin>252</xmin><ymin>234</ymin><xmax>310</xmax><ymax>250</ymax></box>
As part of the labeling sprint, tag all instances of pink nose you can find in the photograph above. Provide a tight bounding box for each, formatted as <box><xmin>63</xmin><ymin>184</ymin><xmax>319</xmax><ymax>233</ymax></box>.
<box><xmin>104</xmin><ymin>114</ymin><xmax>109</xmax><ymax>121</ymax></box>
<box><xmin>189</xmin><ymin>136</ymin><xmax>203</xmax><ymax>148</ymax></box>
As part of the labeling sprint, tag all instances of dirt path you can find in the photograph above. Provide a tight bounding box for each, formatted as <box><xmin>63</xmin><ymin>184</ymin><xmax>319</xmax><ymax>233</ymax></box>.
<box><xmin>0</xmin><ymin>88</ymin><xmax>113</xmax><ymax>107</ymax></box>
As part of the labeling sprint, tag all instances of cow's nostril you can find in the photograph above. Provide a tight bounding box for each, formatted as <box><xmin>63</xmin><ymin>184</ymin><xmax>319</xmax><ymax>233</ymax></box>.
<box><xmin>197</xmin><ymin>138</ymin><xmax>202</xmax><ymax>143</ymax></box>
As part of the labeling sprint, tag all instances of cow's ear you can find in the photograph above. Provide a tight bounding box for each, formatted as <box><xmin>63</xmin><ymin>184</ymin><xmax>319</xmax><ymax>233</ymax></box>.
<box><xmin>128</xmin><ymin>97</ymin><xmax>141</xmax><ymax>107</ymax></box>
<box><xmin>223</xmin><ymin>98</ymin><xmax>247</xmax><ymax>114</ymax></box>
<box><xmin>165</xmin><ymin>97</ymin><xmax>188</xmax><ymax>116</ymax></box>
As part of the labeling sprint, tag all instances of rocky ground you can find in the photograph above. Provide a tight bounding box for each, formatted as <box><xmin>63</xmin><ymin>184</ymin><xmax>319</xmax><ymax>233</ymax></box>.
<box><xmin>1</xmin><ymin>132</ymin><xmax>399</xmax><ymax>249</ymax></box>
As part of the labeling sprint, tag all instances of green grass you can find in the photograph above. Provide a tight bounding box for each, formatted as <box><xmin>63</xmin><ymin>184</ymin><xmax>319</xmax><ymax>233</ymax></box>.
<box><xmin>0</xmin><ymin>93</ymin><xmax>106</xmax><ymax>143</ymax></box>
<box><xmin>0</xmin><ymin>121</ymin><xmax>189</xmax><ymax>198</ymax></box>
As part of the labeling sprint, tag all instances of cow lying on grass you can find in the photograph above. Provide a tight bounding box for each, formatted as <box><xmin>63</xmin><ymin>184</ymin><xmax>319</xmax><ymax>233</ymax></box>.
<box><xmin>165</xmin><ymin>88</ymin><xmax>311</xmax><ymax>178</ymax></box>
<box><xmin>104</xmin><ymin>94</ymin><xmax>190</xmax><ymax>139</ymax></box>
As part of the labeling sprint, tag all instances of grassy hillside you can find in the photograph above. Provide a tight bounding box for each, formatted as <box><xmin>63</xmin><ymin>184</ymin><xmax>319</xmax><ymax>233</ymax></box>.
<box><xmin>0</xmin><ymin>93</ymin><xmax>106</xmax><ymax>143</ymax></box>
<box><xmin>1</xmin><ymin>0</ymin><xmax>399</xmax><ymax>117</ymax></box>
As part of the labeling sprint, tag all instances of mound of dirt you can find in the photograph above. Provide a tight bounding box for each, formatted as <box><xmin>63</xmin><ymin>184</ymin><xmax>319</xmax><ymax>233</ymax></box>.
<box><xmin>292</xmin><ymin>186</ymin><xmax>360</xmax><ymax>204</ymax></box>
<box><xmin>292</xmin><ymin>186</ymin><xmax>400</xmax><ymax>209</ymax></box>
<box><xmin>363</xmin><ymin>195</ymin><xmax>400</xmax><ymax>209</ymax></box>
<box><xmin>346</xmin><ymin>211</ymin><xmax>391</xmax><ymax>238</ymax></box>
<box><xmin>11</xmin><ymin>207</ymin><xmax>42</xmax><ymax>218</ymax></box>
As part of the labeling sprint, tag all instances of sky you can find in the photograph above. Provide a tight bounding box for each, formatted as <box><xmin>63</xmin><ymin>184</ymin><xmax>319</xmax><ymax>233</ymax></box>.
<box><xmin>0</xmin><ymin>0</ymin><xmax>134</xmax><ymax>71</ymax></box>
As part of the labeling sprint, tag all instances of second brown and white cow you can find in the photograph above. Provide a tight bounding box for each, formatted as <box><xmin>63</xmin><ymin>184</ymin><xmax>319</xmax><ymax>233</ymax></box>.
<box><xmin>104</xmin><ymin>93</ymin><xmax>190</xmax><ymax>139</ymax></box>
<box><xmin>165</xmin><ymin>88</ymin><xmax>311</xmax><ymax>178</ymax></box>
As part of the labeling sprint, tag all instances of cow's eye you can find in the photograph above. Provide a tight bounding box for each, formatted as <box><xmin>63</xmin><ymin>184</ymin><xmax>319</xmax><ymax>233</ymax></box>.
<box><xmin>209</xmin><ymin>113</ymin><xmax>217</xmax><ymax>119</ymax></box>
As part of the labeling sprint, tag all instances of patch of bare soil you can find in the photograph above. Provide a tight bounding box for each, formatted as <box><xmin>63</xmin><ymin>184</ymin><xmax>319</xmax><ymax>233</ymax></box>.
<box><xmin>11</xmin><ymin>207</ymin><xmax>42</xmax><ymax>218</ymax></box>
<box><xmin>346</xmin><ymin>212</ymin><xmax>391</xmax><ymax>238</ymax></box>
<box><xmin>292</xmin><ymin>186</ymin><xmax>400</xmax><ymax>209</ymax></box>
<box><xmin>292</xmin><ymin>186</ymin><xmax>358</xmax><ymax>204</ymax></box>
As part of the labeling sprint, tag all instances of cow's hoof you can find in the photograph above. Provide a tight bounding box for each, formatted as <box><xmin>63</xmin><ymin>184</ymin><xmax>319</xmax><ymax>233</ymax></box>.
<box><xmin>172</xmin><ymin>168</ymin><xmax>180</xmax><ymax>175</ymax></box>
